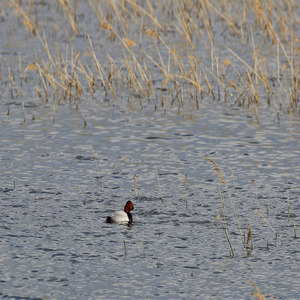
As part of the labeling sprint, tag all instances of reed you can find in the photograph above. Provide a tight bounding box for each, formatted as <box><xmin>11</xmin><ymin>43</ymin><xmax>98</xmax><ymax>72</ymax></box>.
<box><xmin>156</xmin><ymin>169</ymin><xmax>163</xmax><ymax>203</ymax></box>
<box><xmin>156</xmin><ymin>256</ymin><xmax>162</xmax><ymax>268</ymax></box>
<box><xmin>254</xmin><ymin>177</ymin><xmax>258</xmax><ymax>211</ymax></box>
<box><xmin>3</xmin><ymin>0</ymin><xmax>299</xmax><ymax>119</ymax></box>
<box><xmin>216</xmin><ymin>211</ymin><xmax>234</xmax><ymax>257</ymax></box>
<box><xmin>206</xmin><ymin>157</ymin><xmax>237</xmax><ymax>256</ymax></box>
<box><xmin>35</xmin><ymin>194</ymin><xmax>42</xmax><ymax>229</ymax></box>
<box><xmin>6</xmin><ymin>62</ymin><xmax>15</xmax><ymax>99</ymax></box>
<box><xmin>256</xmin><ymin>211</ymin><xmax>283</xmax><ymax>245</ymax></box>
<box><xmin>10</xmin><ymin>161</ymin><xmax>15</xmax><ymax>189</ymax></box>
<box><xmin>142</xmin><ymin>242</ymin><xmax>145</xmax><ymax>258</ymax></box>
<box><xmin>206</xmin><ymin>157</ymin><xmax>244</xmax><ymax>248</ymax></box>
<box><xmin>21</xmin><ymin>99</ymin><xmax>26</xmax><ymax>124</ymax></box>
<box><xmin>286</xmin><ymin>184</ymin><xmax>290</xmax><ymax>224</ymax></box>
<box><xmin>78</xmin><ymin>186</ymin><xmax>86</xmax><ymax>205</ymax></box>
<box><xmin>123</xmin><ymin>240</ymin><xmax>127</xmax><ymax>257</ymax></box>
<box><xmin>246</xmin><ymin>223</ymin><xmax>253</xmax><ymax>251</ymax></box>
<box><xmin>57</xmin><ymin>0</ymin><xmax>79</xmax><ymax>35</ymax></box>
<box><xmin>81</xmin><ymin>113</ymin><xmax>87</xmax><ymax>128</ymax></box>
<box><xmin>52</xmin><ymin>102</ymin><xmax>56</xmax><ymax>122</ymax></box>
<box><xmin>129</xmin><ymin>157</ymin><xmax>141</xmax><ymax>200</ymax></box>
<box><xmin>185</xmin><ymin>172</ymin><xmax>188</xmax><ymax>209</ymax></box>
<box><xmin>93</xmin><ymin>150</ymin><xmax>103</xmax><ymax>191</ymax></box>
<box><xmin>249</xmin><ymin>280</ymin><xmax>266</xmax><ymax>300</ymax></box>
<box><xmin>0</xmin><ymin>59</ymin><xmax>3</xmax><ymax>95</ymax></box>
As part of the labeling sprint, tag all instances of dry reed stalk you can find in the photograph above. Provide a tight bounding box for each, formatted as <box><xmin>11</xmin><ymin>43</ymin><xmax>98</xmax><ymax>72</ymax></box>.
<box><xmin>35</xmin><ymin>33</ymin><xmax>84</xmax><ymax>103</ymax></box>
<box><xmin>286</xmin><ymin>184</ymin><xmax>290</xmax><ymax>224</ymax></box>
<box><xmin>213</xmin><ymin>58</ymin><xmax>240</xmax><ymax>104</ymax></box>
<box><xmin>57</xmin><ymin>0</ymin><xmax>79</xmax><ymax>35</ymax></box>
<box><xmin>6</xmin><ymin>0</ymin><xmax>299</xmax><ymax>116</ymax></box>
<box><xmin>35</xmin><ymin>194</ymin><xmax>42</xmax><ymax>229</ymax></box>
<box><xmin>255</xmin><ymin>2</ymin><xmax>298</xmax><ymax>111</ymax></box>
<box><xmin>206</xmin><ymin>157</ymin><xmax>244</xmax><ymax>248</ymax></box>
<box><xmin>215</xmin><ymin>172</ymin><xmax>234</xmax><ymax>256</ymax></box>
<box><xmin>122</xmin><ymin>0</ymin><xmax>165</xmax><ymax>34</ymax></box>
<box><xmin>142</xmin><ymin>242</ymin><xmax>145</xmax><ymax>258</ymax></box>
<box><xmin>130</xmin><ymin>157</ymin><xmax>141</xmax><ymax>200</ymax></box>
<box><xmin>52</xmin><ymin>102</ymin><xmax>55</xmax><ymax>122</ymax></box>
<box><xmin>293</xmin><ymin>221</ymin><xmax>296</xmax><ymax>239</ymax></box>
<box><xmin>21</xmin><ymin>99</ymin><xmax>26</xmax><ymax>124</ymax></box>
<box><xmin>36</xmin><ymin>61</ymin><xmax>73</xmax><ymax>101</ymax></box>
<box><xmin>10</xmin><ymin>1</ymin><xmax>37</xmax><ymax>34</ymax></box>
<box><xmin>93</xmin><ymin>151</ymin><xmax>103</xmax><ymax>191</ymax></box>
<box><xmin>206</xmin><ymin>0</ymin><xmax>243</xmax><ymax>39</ymax></box>
<box><xmin>176</xmin><ymin>8</ymin><xmax>193</xmax><ymax>45</ymax></box>
<box><xmin>249</xmin><ymin>280</ymin><xmax>266</xmax><ymax>300</ymax></box>
<box><xmin>123</xmin><ymin>240</ymin><xmax>127</xmax><ymax>257</ymax></box>
<box><xmin>156</xmin><ymin>257</ymin><xmax>162</xmax><ymax>268</ymax></box>
<box><xmin>199</xmin><ymin>63</ymin><xmax>215</xmax><ymax>98</ymax></box>
<box><xmin>109</xmin><ymin>0</ymin><xmax>129</xmax><ymax>37</ymax></box>
<box><xmin>215</xmin><ymin>55</ymin><xmax>221</xmax><ymax>101</ymax></box>
<box><xmin>18</xmin><ymin>54</ymin><xmax>23</xmax><ymax>88</ymax></box>
<box><xmin>34</xmin><ymin>86</ymin><xmax>42</xmax><ymax>98</ymax></box>
<box><xmin>206</xmin><ymin>157</ymin><xmax>226</xmax><ymax>185</ymax></box>
<box><xmin>6</xmin><ymin>63</ymin><xmax>14</xmax><ymax>98</ymax></box>
<box><xmin>156</xmin><ymin>169</ymin><xmax>163</xmax><ymax>203</ymax></box>
<box><xmin>226</xmin><ymin>47</ymin><xmax>264</xmax><ymax>86</ymax></box>
<box><xmin>229</xmin><ymin>167</ymin><xmax>236</xmax><ymax>193</ymax></box>
<box><xmin>246</xmin><ymin>223</ymin><xmax>253</xmax><ymax>250</ymax></box>
<box><xmin>0</xmin><ymin>59</ymin><xmax>3</xmax><ymax>95</ymax></box>
<box><xmin>290</xmin><ymin>32</ymin><xmax>298</xmax><ymax>111</ymax></box>
<box><xmin>254</xmin><ymin>177</ymin><xmax>258</xmax><ymax>211</ymax></box>
<box><xmin>74</xmin><ymin>58</ymin><xmax>97</xmax><ymax>97</ymax></box>
<box><xmin>256</xmin><ymin>211</ymin><xmax>283</xmax><ymax>244</ymax></box>
<box><xmin>118</xmin><ymin>42</ymin><xmax>148</xmax><ymax>99</ymax></box>
<box><xmin>250</xmin><ymin>27</ymin><xmax>259</xmax><ymax>105</ymax></box>
<box><xmin>78</xmin><ymin>186</ymin><xmax>86</xmax><ymax>205</ymax></box>
<box><xmin>35</xmin><ymin>31</ymin><xmax>67</xmax><ymax>96</ymax></box>
<box><xmin>122</xmin><ymin>51</ymin><xmax>144</xmax><ymax>101</ymax></box>
<box><xmin>147</xmin><ymin>29</ymin><xmax>165</xmax><ymax>71</ymax></box>
<box><xmin>87</xmin><ymin>35</ymin><xmax>112</xmax><ymax>97</ymax></box>
<box><xmin>276</xmin><ymin>39</ymin><xmax>280</xmax><ymax>79</ymax></box>
<box><xmin>36</xmin><ymin>65</ymin><xmax>49</xmax><ymax>102</ymax></box>
<box><xmin>68</xmin><ymin>50</ymin><xmax>81</xmax><ymax>101</ymax></box>
<box><xmin>81</xmin><ymin>113</ymin><xmax>87</xmax><ymax>128</ymax></box>
<box><xmin>185</xmin><ymin>173</ymin><xmax>188</xmax><ymax>209</ymax></box>
<box><xmin>217</xmin><ymin>211</ymin><xmax>234</xmax><ymax>257</ymax></box>
<box><xmin>10</xmin><ymin>161</ymin><xmax>15</xmax><ymax>189</ymax></box>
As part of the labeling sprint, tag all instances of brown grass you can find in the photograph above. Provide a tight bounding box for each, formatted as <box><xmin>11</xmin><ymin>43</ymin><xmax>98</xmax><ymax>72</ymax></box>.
<box><xmin>2</xmin><ymin>0</ymin><xmax>299</xmax><ymax>119</ymax></box>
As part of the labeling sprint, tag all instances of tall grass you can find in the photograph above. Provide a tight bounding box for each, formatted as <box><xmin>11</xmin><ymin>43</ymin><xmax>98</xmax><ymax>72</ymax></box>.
<box><xmin>2</xmin><ymin>0</ymin><xmax>299</xmax><ymax>118</ymax></box>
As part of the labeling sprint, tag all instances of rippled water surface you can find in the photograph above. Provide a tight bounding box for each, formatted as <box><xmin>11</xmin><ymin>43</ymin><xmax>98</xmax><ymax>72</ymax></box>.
<box><xmin>1</xmin><ymin>100</ymin><xmax>299</xmax><ymax>299</ymax></box>
<box><xmin>1</xmin><ymin>1</ymin><xmax>300</xmax><ymax>299</ymax></box>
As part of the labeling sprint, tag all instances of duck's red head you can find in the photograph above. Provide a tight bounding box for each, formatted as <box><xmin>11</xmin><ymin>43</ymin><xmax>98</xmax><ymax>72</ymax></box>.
<box><xmin>124</xmin><ymin>200</ymin><xmax>134</xmax><ymax>213</ymax></box>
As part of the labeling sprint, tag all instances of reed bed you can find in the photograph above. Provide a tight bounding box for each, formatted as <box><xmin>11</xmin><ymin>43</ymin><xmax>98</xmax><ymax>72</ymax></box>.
<box><xmin>2</xmin><ymin>0</ymin><xmax>297</xmax><ymax>250</ymax></box>
<box><xmin>1</xmin><ymin>0</ymin><xmax>298</xmax><ymax>119</ymax></box>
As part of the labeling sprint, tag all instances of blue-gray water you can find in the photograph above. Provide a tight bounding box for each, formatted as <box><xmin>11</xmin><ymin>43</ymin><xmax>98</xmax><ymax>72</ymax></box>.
<box><xmin>1</xmin><ymin>100</ymin><xmax>299</xmax><ymax>299</ymax></box>
<box><xmin>1</xmin><ymin>1</ymin><xmax>300</xmax><ymax>299</ymax></box>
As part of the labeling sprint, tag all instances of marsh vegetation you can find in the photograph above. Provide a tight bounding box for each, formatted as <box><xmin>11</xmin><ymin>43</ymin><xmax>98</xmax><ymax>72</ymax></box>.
<box><xmin>2</xmin><ymin>0</ymin><xmax>299</xmax><ymax>120</ymax></box>
<box><xmin>0</xmin><ymin>1</ymin><xmax>299</xmax><ymax>299</ymax></box>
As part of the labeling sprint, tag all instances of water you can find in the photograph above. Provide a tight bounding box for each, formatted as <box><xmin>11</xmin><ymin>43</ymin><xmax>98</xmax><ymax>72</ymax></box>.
<box><xmin>1</xmin><ymin>99</ymin><xmax>299</xmax><ymax>299</ymax></box>
<box><xmin>1</xmin><ymin>1</ymin><xmax>300</xmax><ymax>299</ymax></box>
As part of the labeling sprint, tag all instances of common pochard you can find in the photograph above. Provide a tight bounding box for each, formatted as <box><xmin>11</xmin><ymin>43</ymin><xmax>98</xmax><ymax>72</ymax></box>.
<box><xmin>106</xmin><ymin>200</ymin><xmax>134</xmax><ymax>224</ymax></box>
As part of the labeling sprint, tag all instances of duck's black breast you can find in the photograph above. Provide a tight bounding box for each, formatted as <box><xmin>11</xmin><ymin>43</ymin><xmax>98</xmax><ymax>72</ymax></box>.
<box><xmin>127</xmin><ymin>212</ymin><xmax>133</xmax><ymax>224</ymax></box>
<box><xmin>106</xmin><ymin>216</ymin><xmax>112</xmax><ymax>223</ymax></box>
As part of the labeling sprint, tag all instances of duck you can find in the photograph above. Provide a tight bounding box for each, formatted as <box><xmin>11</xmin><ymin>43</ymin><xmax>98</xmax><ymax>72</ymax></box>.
<box><xmin>106</xmin><ymin>200</ymin><xmax>134</xmax><ymax>224</ymax></box>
